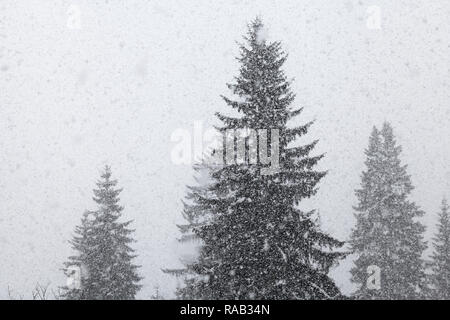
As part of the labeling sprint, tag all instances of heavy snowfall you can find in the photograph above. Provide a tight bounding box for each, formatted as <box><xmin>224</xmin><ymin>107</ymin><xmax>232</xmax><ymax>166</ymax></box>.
<box><xmin>0</xmin><ymin>1</ymin><xmax>449</xmax><ymax>300</ymax></box>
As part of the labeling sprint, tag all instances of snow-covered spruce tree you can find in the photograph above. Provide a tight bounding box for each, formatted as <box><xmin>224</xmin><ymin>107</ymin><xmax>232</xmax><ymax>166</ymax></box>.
<box><xmin>62</xmin><ymin>166</ymin><xmax>141</xmax><ymax>300</ymax></box>
<box><xmin>428</xmin><ymin>198</ymin><xmax>450</xmax><ymax>299</ymax></box>
<box><xmin>349</xmin><ymin>123</ymin><xmax>427</xmax><ymax>300</ymax></box>
<box><xmin>176</xmin><ymin>18</ymin><xmax>345</xmax><ymax>300</ymax></box>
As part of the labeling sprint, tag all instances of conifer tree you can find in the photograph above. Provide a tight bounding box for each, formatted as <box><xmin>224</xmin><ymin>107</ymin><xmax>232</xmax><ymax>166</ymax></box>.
<box><xmin>349</xmin><ymin>123</ymin><xmax>427</xmax><ymax>300</ymax></box>
<box><xmin>62</xmin><ymin>166</ymin><xmax>141</xmax><ymax>300</ymax></box>
<box><xmin>174</xmin><ymin>18</ymin><xmax>345</xmax><ymax>300</ymax></box>
<box><xmin>428</xmin><ymin>198</ymin><xmax>450</xmax><ymax>299</ymax></box>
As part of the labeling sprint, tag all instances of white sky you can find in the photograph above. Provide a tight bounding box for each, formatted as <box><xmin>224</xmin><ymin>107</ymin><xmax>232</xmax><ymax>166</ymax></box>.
<box><xmin>1</xmin><ymin>0</ymin><xmax>450</xmax><ymax>298</ymax></box>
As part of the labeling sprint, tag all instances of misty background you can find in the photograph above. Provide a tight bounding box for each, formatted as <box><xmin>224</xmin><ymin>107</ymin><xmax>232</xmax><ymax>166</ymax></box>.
<box><xmin>1</xmin><ymin>0</ymin><xmax>449</xmax><ymax>299</ymax></box>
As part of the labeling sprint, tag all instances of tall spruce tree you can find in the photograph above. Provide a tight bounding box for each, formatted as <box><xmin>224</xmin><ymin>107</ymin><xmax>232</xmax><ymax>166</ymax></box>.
<box><xmin>428</xmin><ymin>198</ymin><xmax>450</xmax><ymax>299</ymax></box>
<box><xmin>175</xmin><ymin>18</ymin><xmax>345</xmax><ymax>300</ymax></box>
<box><xmin>350</xmin><ymin>123</ymin><xmax>427</xmax><ymax>299</ymax></box>
<box><xmin>62</xmin><ymin>166</ymin><xmax>141</xmax><ymax>300</ymax></box>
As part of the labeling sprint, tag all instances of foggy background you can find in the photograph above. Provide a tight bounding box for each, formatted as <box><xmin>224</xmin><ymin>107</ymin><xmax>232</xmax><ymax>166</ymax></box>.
<box><xmin>1</xmin><ymin>0</ymin><xmax>449</xmax><ymax>299</ymax></box>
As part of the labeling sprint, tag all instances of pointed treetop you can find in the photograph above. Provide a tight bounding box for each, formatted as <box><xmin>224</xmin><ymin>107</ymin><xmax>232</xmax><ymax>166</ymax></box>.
<box><xmin>365</xmin><ymin>122</ymin><xmax>403</xmax><ymax>161</ymax></box>
<box><xmin>441</xmin><ymin>197</ymin><xmax>449</xmax><ymax>211</ymax></box>
<box><xmin>370</xmin><ymin>125</ymin><xmax>380</xmax><ymax>137</ymax></box>
<box><xmin>381</xmin><ymin>121</ymin><xmax>396</xmax><ymax>144</ymax></box>
<box><xmin>366</xmin><ymin>126</ymin><xmax>381</xmax><ymax>154</ymax></box>
<box><xmin>96</xmin><ymin>165</ymin><xmax>118</xmax><ymax>188</ymax></box>
<box><xmin>243</xmin><ymin>16</ymin><xmax>272</xmax><ymax>48</ymax></box>
<box><xmin>250</xmin><ymin>17</ymin><xmax>264</xmax><ymax>40</ymax></box>
<box><xmin>101</xmin><ymin>165</ymin><xmax>112</xmax><ymax>180</ymax></box>
<box><xmin>93</xmin><ymin>165</ymin><xmax>123</xmax><ymax>211</ymax></box>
